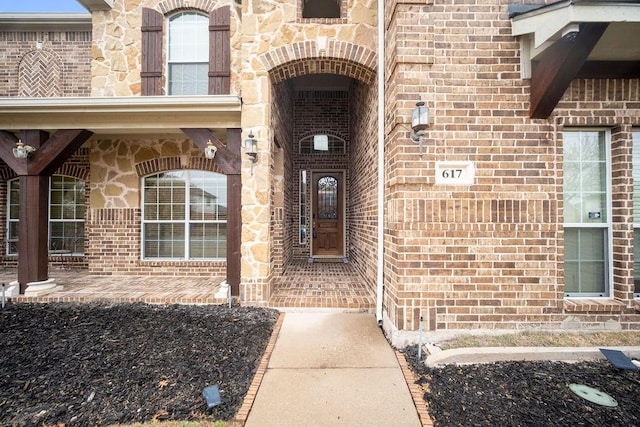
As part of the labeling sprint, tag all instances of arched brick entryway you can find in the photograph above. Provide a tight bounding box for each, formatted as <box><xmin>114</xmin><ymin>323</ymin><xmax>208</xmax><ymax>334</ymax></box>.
<box><xmin>261</xmin><ymin>40</ymin><xmax>379</xmax><ymax>310</ymax></box>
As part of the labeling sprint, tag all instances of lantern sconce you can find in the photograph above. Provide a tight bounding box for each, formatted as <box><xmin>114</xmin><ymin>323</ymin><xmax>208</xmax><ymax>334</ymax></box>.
<box><xmin>410</xmin><ymin>100</ymin><xmax>430</xmax><ymax>157</ymax></box>
<box><xmin>13</xmin><ymin>140</ymin><xmax>36</xmax><ymax>159</ymax></box>
<box><xmin>244</xmin><ymin>131</ymin><xmax>258</xmax><ymax>175</ymax></box>
<box><xmin>204</xmin><ymin>139</ymin><xmax>217</xmax><ymax>159</ymax></box>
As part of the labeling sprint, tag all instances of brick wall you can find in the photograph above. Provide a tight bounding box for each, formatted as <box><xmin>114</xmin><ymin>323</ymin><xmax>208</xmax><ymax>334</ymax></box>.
<box><xmin>384</xmin><ymin>0</ymin><xmax>640</xmax><ymax>332</ymax></box>
<box><xmin>348</xmin><ymin>80</ymin><xmax>379</xmax><ymax>297</ymax></box>
<box><xmin>270</xmin><ymin>81</ymin><xmax>295</xmax><ymax>279</ymax></box>
<box><xmin>291</xmin><ymin>91</ymin><xmax>350</xmax><ymax>260</ymax></box>
<box><xmin>0</xmin><ymin>31</ymin><xmax>91</xmax><ymax>97</ymax></box>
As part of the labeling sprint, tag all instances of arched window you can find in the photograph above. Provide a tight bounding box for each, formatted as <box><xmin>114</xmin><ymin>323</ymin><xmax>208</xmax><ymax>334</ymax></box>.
<box><xmin>7</xmin><ymin>176</ymin><xmax>85</xmax><ymax>255</ymax></box>
<box><xmin>167</xmin><ymin>11</ymin><xmax>209</xmax><ymax>95</ymax></box>
<box><xmin>299</xmin><ymin>134</ymin><xmax>346</xmax><ymax>154</ymax></box>
<box><xmin>142</xmin><ymin>170</ymin><xmax>227</xmax><ymax>260</ymax></box>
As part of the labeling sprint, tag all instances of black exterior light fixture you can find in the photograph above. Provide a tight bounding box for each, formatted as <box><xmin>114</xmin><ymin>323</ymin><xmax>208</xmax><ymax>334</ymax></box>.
<box><xmin>410</xmin><ymin>100</ymin><xmax>430</xmax><ymax>157</ymax></box>
<box><xmin>13</xmin><ymin>139</ymin><xmax>36</xmax><ymax>159</ymax></box>
<box><xmin>204</xmin><ymin>139</ymin><xmax>217</xmax><ymax>159</ymax></box>
<box><xmin>244</xmin><ymin>131</ymin><xmax>258</xmax><ymax>175</ymax></box>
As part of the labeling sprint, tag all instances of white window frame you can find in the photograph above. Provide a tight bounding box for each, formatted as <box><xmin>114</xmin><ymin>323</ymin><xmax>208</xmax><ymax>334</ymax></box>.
<box><xmin>6</xmin><ymin>175</ymin><xmax>85</xmax><ymax>256</ymax></box>
<box><xmin>563</xmin><ymin>129</ymin><xmax>613</xmax><ymax>298</ymax></box>
<box><xmin>141</xmin><ymin>170</ymin><xmax>227</xmax><ymax>261</ymax></box>
<box><xmin>166</xmin><ymin>11</ymin><xmax>209</xmax><ymax>95</ymax></box>
<box><xmin>633</xmin><ymin>129</ymin><xmax>640</xmax><ymax>298</ymax></box>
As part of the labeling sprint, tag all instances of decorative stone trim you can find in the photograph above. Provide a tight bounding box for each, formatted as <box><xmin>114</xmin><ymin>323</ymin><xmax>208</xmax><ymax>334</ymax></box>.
<box><xmin>260</xmin><ymin>40</ymin><xmax>376</xmax><ymax>85</ymax></box>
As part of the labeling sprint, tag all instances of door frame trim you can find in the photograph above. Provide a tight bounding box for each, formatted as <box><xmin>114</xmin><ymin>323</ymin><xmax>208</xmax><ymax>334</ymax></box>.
<box><xmin>310</xmin><ymin>169</ymin><xmax>346</xmax><ymax>258</ymax></box>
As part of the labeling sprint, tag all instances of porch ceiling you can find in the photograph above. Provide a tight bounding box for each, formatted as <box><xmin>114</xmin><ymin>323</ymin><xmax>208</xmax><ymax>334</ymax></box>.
<box><xmin>0</xmin><ymin>96</ymin><xmax>242</xmax><ymax>135</ymax></box>
<box><xmin>510</xmin><ymin>0</ymin><xmax>640</xmax><ymax>118</ymax></box>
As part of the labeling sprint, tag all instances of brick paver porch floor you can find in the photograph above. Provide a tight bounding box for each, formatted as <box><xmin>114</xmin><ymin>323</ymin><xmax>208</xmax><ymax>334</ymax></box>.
<box><xmin>268</xmin><ymin>261</ymin><xmax>376</xmax><ymax>311</ymax></box>
<box><xmin>0</xmin><ymin>268</ymin><xmax>227</xmax><ymax>305</ymax></box>
<box><xmin>0</xmin><ymin>261</ymin><xmax>375</xmax><ymax>310</ymax></box>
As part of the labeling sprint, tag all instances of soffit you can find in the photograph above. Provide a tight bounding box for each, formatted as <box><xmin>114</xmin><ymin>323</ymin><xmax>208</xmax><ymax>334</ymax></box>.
<box><xmin>510</xmin><ymin>0</ymin><xmax>640</xmax><ymax>118</ymax></box>
<box><xmin>0</xmin><ymin>96</ymin><xmax>242</xmax><ymax>135</ymax></box>
<box><xmin>511</xmin><ymin>1</ymin><xmax>640</xmax><ymax>61</ymax></box>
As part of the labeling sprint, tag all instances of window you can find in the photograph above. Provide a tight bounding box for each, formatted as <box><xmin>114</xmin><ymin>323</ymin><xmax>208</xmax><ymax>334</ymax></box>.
<box><xmin>633</xmin><ymin>130</ymin><xmax>640</xmax><ymax>298</ymax></box>
<box><xmin>167</xmin><ymin>12</ymin><xmax>209</xmax><ymax>95</ymax></box>
<box><xmin>142</xmin><ymin>6</ymin><xmax>230</xmax><ymax>96</ymax></box>
<box><xmin>142</xmin><ymin>170</ymin><xmax>226</xmax><ymax>260</ymax></box>
<box><xmin>302</xmin><ymin>0</ymin><xmax>340</xmax><ymax>18</ymax></box>
<box><xmin>300</xmin><ymin>170</ymin><xmax>307</xmax><ymax>244</ymax></box>
<box><xmin>563</xmin><ymin>131</ymin><xmax>611</xmax><ymax>297</ymax></box>
<box><xmin>7</xmin><ymin>176</ymin><xmax>85</xmax><ymax>255</ymax></box>
<box><xmin>299</xmin><ymin>134</ymin><xmax>346</xmax><ymax>154</ymax></box>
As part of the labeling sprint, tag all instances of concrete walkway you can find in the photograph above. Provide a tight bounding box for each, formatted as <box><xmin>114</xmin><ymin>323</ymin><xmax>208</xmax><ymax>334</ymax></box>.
<box><xmin>245</xmin><ymin>312</ymin><xmax>421</xmax><ymax>427</ymax></box>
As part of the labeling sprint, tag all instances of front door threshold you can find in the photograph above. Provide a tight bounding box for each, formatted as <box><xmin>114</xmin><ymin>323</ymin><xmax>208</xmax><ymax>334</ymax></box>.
<box><xmin>309</xmin><ymin>256</ymin><xmax>348</xmax><ymax>263</ymax></box>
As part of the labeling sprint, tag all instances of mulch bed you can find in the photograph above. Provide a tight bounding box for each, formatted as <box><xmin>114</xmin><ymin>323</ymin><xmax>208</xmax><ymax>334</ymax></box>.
<box><xmin>0</xmin><ymin>302</ymin><xmax>279</xmax><ymax>426</ymax></box>
<box><xmin>403</xmin><ymin>345</ymin><xmax>640</xmax><ymax>426</ymax></box>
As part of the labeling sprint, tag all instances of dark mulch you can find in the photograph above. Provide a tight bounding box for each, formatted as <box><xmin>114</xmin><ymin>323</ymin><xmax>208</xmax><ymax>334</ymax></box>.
<box><xmin>0</xmin><ymin>302</ymin><xmax>279</xmax><ymax>427</ymax></box>
<box><xmin>403</xmin><ymin>345</ymin><xmax>640</xmax><ymax>427</ymax></box>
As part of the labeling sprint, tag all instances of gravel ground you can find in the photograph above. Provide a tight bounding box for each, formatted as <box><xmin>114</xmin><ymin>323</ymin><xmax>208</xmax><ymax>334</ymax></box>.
<box><xmin>403</xmin><ymin>345</ymin><xmax>640</xmax><ymax>427</ymax></box>
<box><xmin>0</xmin><ymin>302</ymin><xmax>278</xmax><ymax>426</ymax></box>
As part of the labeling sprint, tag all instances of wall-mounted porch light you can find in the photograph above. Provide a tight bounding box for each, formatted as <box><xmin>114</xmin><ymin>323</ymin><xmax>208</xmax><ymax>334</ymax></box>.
<box><xmin>13</xmin><ymin>140</ymin><xmax>36</xmax><ymax>159</ymax></box>
<box><xmin>410</xmin><ymin>100</ymin><xmax>430</xmax><ymax>157</ymax></box>
<box><xmin>204</xmin><ymin>139</ymin><xmax>217</xmax><ymax>159</ymax></box>
<box><xmin>245</xmin><ymin>131</ymin><xmax>258</xmax><ymax>175</ymax></box>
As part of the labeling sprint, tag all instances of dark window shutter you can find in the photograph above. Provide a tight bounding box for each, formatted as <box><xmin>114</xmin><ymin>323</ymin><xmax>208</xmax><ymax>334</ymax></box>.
<box><xmin>141</xmin><ymin>8</ymin><xmax>163</xmax><ymax>96</ymax></box>
<box><xmin>209</xmin><ymin>6</ymin><xmax>231</xmax><ymax>95</ymax></box>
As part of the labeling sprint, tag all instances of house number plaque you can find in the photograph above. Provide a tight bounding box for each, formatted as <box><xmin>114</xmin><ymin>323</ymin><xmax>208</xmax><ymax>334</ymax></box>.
<box><xmin>435</xmin><ymin>161</ymin><xmax>475</xmax><ymax>185</ymax></box>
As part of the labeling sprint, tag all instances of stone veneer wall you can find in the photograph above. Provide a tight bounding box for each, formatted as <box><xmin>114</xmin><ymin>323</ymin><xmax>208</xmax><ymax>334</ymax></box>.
<box><xmin>0</xmin><ymin>30</ymin><xmax>91</xmax><ymax>97</ymax></box>
<box><xmin>86</xmin><ymin>137</ymin><xmax>225</xmax><ymax>276</ymax></box>
<box><xmin>90</xmin><ymin>0</ymin><xmax>241</xmax><ymax>97</ymax></box>
<box><xmin>348</xmin><ymin>80</ymin><xmax>379</xmax><ymax>298</ymax></box>
<box><xmin>242</xmin><ymin>0</ymin><xmax>377</xmax><ymax>301</ymax></box>
<box><xmin>383</xmin><ymin>0</ymin><xmax>640</xmax><ymax>333</ymax></box>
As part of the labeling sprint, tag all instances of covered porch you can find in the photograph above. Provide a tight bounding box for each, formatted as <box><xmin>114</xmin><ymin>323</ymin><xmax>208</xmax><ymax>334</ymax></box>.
<box><xmin>0</xmin><ymin>262</ymin><xmax>375</xmax><ymax>310</ymax></box>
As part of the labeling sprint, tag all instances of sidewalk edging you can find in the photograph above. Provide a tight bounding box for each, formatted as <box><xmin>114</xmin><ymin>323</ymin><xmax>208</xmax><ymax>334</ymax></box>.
<box><xmin>395</xmin><ymin>350</ymin><xmax>434</xmax><ymax>427</ymax></box>
<box><xmin>235</xmin><ymin>312</ymin><xmax>285</xmax><ymax>425</ymax></box>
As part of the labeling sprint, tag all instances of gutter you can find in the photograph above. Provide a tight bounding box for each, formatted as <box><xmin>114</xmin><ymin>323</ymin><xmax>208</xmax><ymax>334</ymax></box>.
<box><xmin>0</xmin><ymin>13</ymin><xmax>91</xmax><ymax>32</ymax></box>
<box><xmin>376</xmin><ymin>0</ymin><xmax>385</xmax><ymax>326</ymax></box>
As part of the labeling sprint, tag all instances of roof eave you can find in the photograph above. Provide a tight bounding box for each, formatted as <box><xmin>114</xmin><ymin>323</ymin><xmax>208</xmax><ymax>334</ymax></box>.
<box><xmin>0</xmin><ymin>96</ymin><xmax>243</xmax><ymax>135</ymax></box>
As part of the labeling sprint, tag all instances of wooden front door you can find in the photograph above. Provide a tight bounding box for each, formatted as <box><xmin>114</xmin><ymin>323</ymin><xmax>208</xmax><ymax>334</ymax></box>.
<box><xmin>312</xmin><ymin>172</ymin><xmax>344</xmax><ymax>256</ymax></box>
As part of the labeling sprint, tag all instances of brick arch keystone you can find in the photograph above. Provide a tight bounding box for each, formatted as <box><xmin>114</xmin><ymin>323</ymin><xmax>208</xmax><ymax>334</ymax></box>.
<box><xmin>260</xmin><ymin>40</ymin><xmax>376</xmax><ymax>85</ymax></box>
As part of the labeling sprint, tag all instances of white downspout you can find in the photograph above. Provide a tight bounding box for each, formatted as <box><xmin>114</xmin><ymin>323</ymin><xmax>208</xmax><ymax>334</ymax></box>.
<box><xmin>375</xmin><ymin>0</ymin><xmax>385</xmax><ymax>326</ymax></box>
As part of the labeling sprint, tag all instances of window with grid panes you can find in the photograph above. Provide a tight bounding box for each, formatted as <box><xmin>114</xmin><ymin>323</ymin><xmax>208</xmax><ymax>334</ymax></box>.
<box><xmin>142</xmin><ymin>170</ymin><xmax>226</xmax><ymax>260</ymax></box>
<box><xmin>7</xmin><ymin>176</ymin><xmax>85</xmax><ymax>255</ymax></box>
<box><xmin>167</xmin><ymin>12</ymin><xmax>209</xmax><ymax>95</ymax></box>
<box><xmin>563</xmin><ymin>131</ymin><xmax>611</xmax><ymax>297</ymax></box>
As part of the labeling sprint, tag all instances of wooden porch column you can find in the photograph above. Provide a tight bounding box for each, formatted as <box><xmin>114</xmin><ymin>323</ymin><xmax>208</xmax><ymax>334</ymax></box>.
<box><xmin>181</xmin><ymin>127</ymin><xmax>242</xmax><ymax>297</ymax></box>
<box><xmin>0</xmin><ymin>128</ymin><xmax>93</xmax><ymax>293</ymax></box>
<box><xmin>17</xmin><ymin>175</ymin><xmax>49</xmax><ymax>293</ymax></box>
<box><xmin>226</xmin><ymin>128</ymin><xmax>241</xmax><ymax>297</ymax></box>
